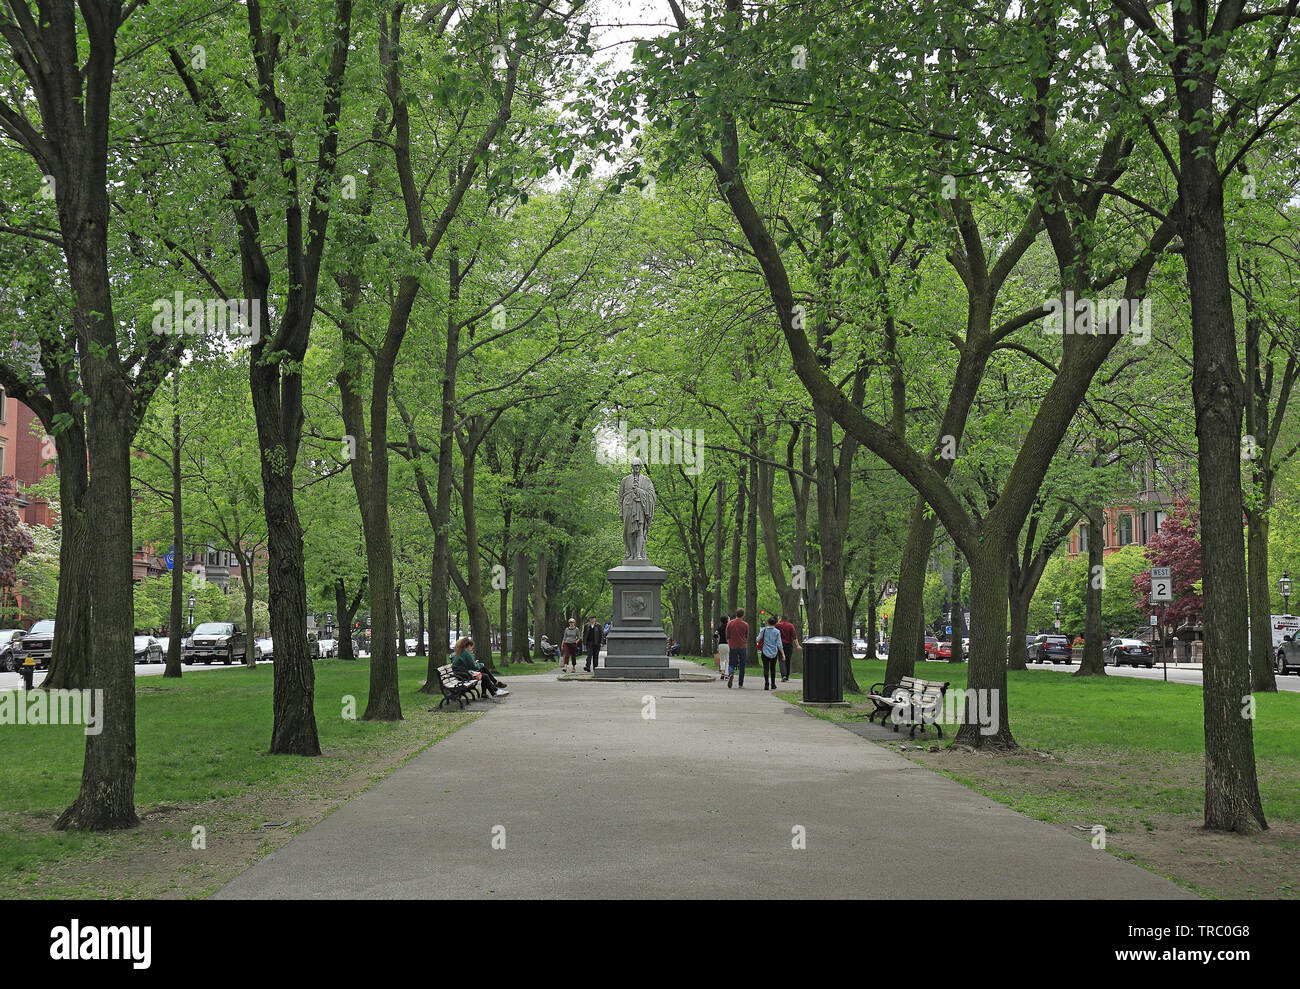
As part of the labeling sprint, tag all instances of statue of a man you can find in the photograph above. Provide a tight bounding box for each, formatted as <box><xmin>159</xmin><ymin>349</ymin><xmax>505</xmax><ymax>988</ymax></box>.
<box><xmin>618</xmin><ymin>458</ymin><xmax>656</xmax><ymax>562</ymax></box>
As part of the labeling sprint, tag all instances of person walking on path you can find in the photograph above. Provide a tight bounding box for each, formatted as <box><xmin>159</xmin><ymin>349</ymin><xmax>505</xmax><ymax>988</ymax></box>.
<box><xmin>451</xmin><ymin>637</ymin><xmax>509</xmax><ymax>697</ymax></box>
<box><xmin>561</xmin><ymin>618</ymin><xmax>581</xmax><ymax>673</ymax></box>
<box><xmin>725</xmin><ymin>608</ymin><xmax>749</xmax><ymax>688</ymax></box>
<box><xmin>775</xmin><ymin>614</ymin><xmax>799</xmax><ymax>682</ymax></box>
<box><xmin>759</xmin><ymin>615</ymin><xmax>784</xmax><ymax>690</ymax></box>
<box><xmin>583</xmin><ymin>616</ymin><xmax>603</xmax><ymax>672</ymax></box>
<box><xmin>715</xmin><ymin>613</ymin><xmax>730</xmax><ymax>680</ymax></box>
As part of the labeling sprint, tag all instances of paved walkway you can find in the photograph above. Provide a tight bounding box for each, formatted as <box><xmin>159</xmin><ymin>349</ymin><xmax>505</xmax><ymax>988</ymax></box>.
<box><xmin>215</xmin><ymin>658</ymin><xmax>1190</xmax><ymax>899</ymax></box>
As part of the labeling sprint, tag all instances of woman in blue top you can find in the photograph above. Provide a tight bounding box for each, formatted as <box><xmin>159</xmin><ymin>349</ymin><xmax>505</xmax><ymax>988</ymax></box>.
<box><xmin>759</xmin><ymin>616</ymin><xmax>784</xmax><ymax>691</ymax></box>
<box><xmin>451</xmin><ymin>637</ymin><xmax>508</xmax><ymax>697</ymax></box>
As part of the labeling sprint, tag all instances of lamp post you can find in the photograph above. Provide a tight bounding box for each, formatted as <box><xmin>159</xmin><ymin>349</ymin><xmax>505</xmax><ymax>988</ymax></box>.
<box><xmin>799</xmin><ymin>595</ymin><xmax>806</xmax><ymax>634</ymax></box>
<box><xmin>187</xmin><ymin>592</ymin><xmax>196</xmax><ymax>633</ymax></box>
<box><xmin>1053</xmin><ymin>598</ymin><xmax>1062</xmax><ymax>631</ymax></box>
<box><xmin>1281</xmin><ymin>571</ymin><xmax>1293</xmax><ymax>614</ymax></box>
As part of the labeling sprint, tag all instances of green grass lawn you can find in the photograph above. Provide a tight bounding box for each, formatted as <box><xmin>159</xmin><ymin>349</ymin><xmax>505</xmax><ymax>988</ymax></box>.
<box><xmin>772</xmin><ymin>657</ymin><xmax>1300</xmax><ymax>897</ymax></box>
<box><xmin>0</xmin><ymin>656</ymin><xmax>478</xmax><ymax>897</ymax></box>
<box><xmin>781</xmin><ymin>658</ymin><xmax>1300</xmax><ymax>821</ymax></box>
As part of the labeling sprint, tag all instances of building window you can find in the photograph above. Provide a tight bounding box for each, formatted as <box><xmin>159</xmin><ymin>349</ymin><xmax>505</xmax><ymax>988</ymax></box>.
<box><xmin>1119</xmin><ymin>514</ymin><xmax>1134</xmax><ymax>546</ymax></box>
<box><xmin>1078</xmin><ymin>523</ymin><xmax>1088</xmax><ymax>552</ymax></box>
<box><xmin>1154</xmin><ymin>510</ymin><xmax>1167</xmax><ymax>534</ymax></box>
<box><xmin>0</xmin><ymin>386</ymin><xmax>6</xmax><ymax>424</ymax></box>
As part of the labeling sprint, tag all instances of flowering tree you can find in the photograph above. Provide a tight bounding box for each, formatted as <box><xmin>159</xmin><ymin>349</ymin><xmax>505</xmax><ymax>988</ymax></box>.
<box><xmin>1133</xmin><ymin>502</ymin><xmax>1202</xmax><ymax>626</ymax></box>
<box><xmin>0</xmin><ymin>477</ymin><xmax>35</xmax><ymax>590</ymax></box>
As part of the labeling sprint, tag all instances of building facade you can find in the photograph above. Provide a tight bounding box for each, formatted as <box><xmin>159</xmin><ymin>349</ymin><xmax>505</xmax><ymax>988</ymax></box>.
<box><xmin>1066</xmin><ymin>458</ymin><xmax>1185</xmax><ymax>558</ymax></box>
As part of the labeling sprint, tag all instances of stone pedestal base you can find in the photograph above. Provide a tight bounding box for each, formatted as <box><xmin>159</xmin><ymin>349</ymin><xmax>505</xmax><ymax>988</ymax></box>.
<box><xmin>594</xmin><ymin>562</ymin><xmax>678</xmax><ymax>680</ymax></box>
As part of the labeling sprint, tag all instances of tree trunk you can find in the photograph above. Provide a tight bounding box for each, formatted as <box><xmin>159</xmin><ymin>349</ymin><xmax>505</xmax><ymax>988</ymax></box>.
<box><xmin>533</xmin><ymin>551</ymin><xmax>549</xmax><ymax>660</ymax></box>
<box><xmin>416</xmin><ymin>584</ymin><xmax>426</xmax><ymax>657</ymax></box>
<box><xmin>1175</xmin><ymin>37</ymin><xmax>1266</xmax><ymax>830</ymax></box>
<box><xmin>952</xmin><ymin>534</ymin><xmax>1015</xmax><ymax>749</ymax></box>
<box><xmin>1246</xmin><ymin>507</ymin><xmax>1276</xmax><ymax>691</ymax></box>
<box><xmin>239</xmin><ymin>553</ymin><xmax>256</xmax><ymax>668</ymax></box>
<box><xmin>41</xmin><ymin>433</ymin><xmax>91</xmax><ymax>690</ymax></box>
<box><xmin>1074</xmin><ymin>512</ymin><xmax>1107</xmax><ymax>677</ymax></box>
<box><xmin>884</xmin><ymin>501</ymin><xmax>939</xmax><ymax>685</ymax></box>
<box><xmin>727</xmin><ymin>463</ymin><xmax>743</xmax><ymax>614</ymax></box>
<box><xmin>1007</xmin><ymin>562</ymin><xmax>1030</xmax><ymax>672</ymax></box>
<box><xmin>423</xmin><ymin>249</ymin><xmax>461</xmax><ymax>690</ymax></box>
<box><xmin>164</xmin><ymin>379</ymin><xmax>185</xmax><ymax>678</ymax></box>
<box><xmin>394</xmin><ymin>584</ymin><xmax>406</xmax><ymax>657</ymax></box>
<box><xmin>56</xmin><ymin>400</ymin><xmax>139</xmax><ymax>829</ymax></box>
<box><xmin>950</xmin><ymin>552</ymin><xmax>965</xmax><ymax>663</ymax></box>
<box><xmin>335</xmin><ymin>576</ymin><xmax>364</xmax><ymax>662</ymax></box>
<box><xmin>744</xmin><ymin>449</ymin><xmax>758</xmax><ymax>663</ymax></box>
<box><xmin>512</xmin><ymin>550</ymin><xmax>532</xmax><ymax>663</ymax></box>
<box><xmin>57</xmin><ymin>265</ymin><xmax>140</xmax><ymax>828</ymax></box>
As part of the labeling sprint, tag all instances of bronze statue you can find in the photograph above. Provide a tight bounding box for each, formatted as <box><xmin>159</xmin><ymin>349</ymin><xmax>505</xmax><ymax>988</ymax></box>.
<box><xmin>618</xmin><ymin>458</ymin><xmax>656</xmax><ymax>562</ymax></box>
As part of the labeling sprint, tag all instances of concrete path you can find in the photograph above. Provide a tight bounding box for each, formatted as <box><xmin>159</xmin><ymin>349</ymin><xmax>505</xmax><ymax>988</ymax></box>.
<box><xmin>215</xmin><ymin>658</ymin><xmax>1191</xmax><ymax>899</ymax></box>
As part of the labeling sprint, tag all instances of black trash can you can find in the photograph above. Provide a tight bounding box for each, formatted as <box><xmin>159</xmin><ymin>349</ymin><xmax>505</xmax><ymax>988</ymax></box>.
<box><xmin>802</xmin><ymin>635</ymin><xmax>844</xmax><ymax>704</ymax></box>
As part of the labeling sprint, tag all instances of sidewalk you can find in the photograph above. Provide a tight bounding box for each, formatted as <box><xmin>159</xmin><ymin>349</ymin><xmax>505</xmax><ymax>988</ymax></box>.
<box><xmin>215</xmin><ymin>658</ymin><xmax>1190</xmax><ymax>899</ymax></box>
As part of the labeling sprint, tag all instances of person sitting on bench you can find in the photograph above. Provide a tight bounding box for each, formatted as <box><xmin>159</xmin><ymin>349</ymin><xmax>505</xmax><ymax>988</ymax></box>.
<box><xmin>451</xmin><ymin>637</ymin><xmax>508</xmax><ymax>697</ymax></box>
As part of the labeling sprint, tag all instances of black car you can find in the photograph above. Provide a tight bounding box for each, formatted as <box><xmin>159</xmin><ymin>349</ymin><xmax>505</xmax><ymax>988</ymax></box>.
<box><xmin>133</xmin><ymin>635</ymin><xmax>164</xmax><ymax>665</ymax></box>
<box><xmin>1275</xmin><ymin>635</ymin><xmax>1300</xmax><ymax>676</ymax></box>
<box><xmin>0</xmin><ymin>629</ymin><xmax>24</xmax><ymax>672</ymax></box>
<box><xmin>1028</xmin><ymin>633</ymin><xmax>1071</xmax><ymax>664</ymax></box>
<box><xmin>1105</xmin><ymin>637</ymin><xmax>1155</xmax><ymax>668</ymax></box>
<box><xmin>15</xmin><ymin>620</ymin><xmax>54</xmax><ymax>669</ymax></box>
<box><xmin>183</xmin><ymin>622</ymin><xmax>248</xmax><ymax>665</ymax></box>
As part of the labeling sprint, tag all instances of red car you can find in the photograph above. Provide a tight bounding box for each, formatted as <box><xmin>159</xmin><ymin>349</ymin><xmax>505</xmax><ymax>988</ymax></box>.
<box><xmin>936</xmin><ymin>640</ymin><xmax>952</xmax><ymax>659</ymax></box>
<box><xmin>924</xmin><ymin>636</ymin><xmax>940</xmax><ymax>659</ymax></box>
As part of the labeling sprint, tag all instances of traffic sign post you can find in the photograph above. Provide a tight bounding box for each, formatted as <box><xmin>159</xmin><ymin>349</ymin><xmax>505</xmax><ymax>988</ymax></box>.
<box><xmin>1148</xmin><ymin>568</ymin><xmax>1174</xmax><ymax>680</ymax></box>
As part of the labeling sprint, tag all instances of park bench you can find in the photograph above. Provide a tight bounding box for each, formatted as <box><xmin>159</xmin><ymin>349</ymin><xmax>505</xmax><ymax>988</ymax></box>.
<box><xmin>865</xmin><ymin>676</ymin><xmax>950</xmax><ymax>738</ymax></box>
<box><xmin>434</xmin><ymin>664</ymin><xmax>480</xmax><ymax>709</ymax></box>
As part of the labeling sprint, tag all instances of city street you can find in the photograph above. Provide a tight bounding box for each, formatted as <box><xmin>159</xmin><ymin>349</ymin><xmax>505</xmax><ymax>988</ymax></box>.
<box><xmin>1016</xmin><ymin>660</ymin><xmax>1300</xmax><ymax>693</ymax></box>
<box><xmin>0</xmin><ymin>657</ymin><xmax>274</xmax><ymax>693</ymax></box>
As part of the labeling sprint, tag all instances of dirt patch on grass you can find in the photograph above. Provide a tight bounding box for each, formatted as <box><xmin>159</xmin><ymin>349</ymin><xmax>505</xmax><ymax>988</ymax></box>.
<box><xmin>0</xmin><ymin>708</ymin><xmax>479</xmax><ymax>899</ymax></box>
<box><xmin>892</xmin><ymin>742</ymin><xmax>1300</xmax><ymax>899</ymax></box>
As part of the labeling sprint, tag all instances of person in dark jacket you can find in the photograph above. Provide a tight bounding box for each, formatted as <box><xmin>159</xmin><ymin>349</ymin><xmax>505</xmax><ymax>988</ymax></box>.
<box><xmin>451</xmin><ymin>637</ymin><xmax>508</xmax><ymax>697</ymax></box>
<box><xmin>583</xmin><ymin>616</ymin><xmax>603</xmax><ymax>672</ymax></box>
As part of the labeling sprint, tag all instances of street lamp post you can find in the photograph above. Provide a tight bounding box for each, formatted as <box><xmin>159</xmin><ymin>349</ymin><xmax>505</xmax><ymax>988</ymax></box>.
<box><xmin>1280</xmin><ymin>571</ymin><xmax>1293</xmax><ymax>614</ymax></box>
<box><xmin>1053</xmin><ymin>598</ymin><xmax>1062</xmax><ymax>631</ymax></box>
<box><xmin>187</xmin><ymin>593</ymin><xmax>196</xmax><ymax>633</ymax></box>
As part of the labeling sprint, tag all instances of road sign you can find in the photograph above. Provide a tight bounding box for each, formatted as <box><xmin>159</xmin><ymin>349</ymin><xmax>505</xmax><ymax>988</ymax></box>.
<box><xmin>1054</xmin><ymin>619</ymin><xmax>1061</xmax><ymax>629</ymax></box>
<box><xmin>1150</xmin><ymin>614</ymin><xmax>1158</xmax><ymax>626</ymax></box>
<box><xmin>945</xmin><ymin>625</ymin><xmax>952</xmax><ymax>636</ymax></box>
<box><xmin>1150</xmin><ymin>567</ymin><xmax>1173</xmax><ymax>602</ymax></box>
<box><xmin>163</xmin><ymin>547</ymin><xmax>174</xmax><ymax>571</ymax></box>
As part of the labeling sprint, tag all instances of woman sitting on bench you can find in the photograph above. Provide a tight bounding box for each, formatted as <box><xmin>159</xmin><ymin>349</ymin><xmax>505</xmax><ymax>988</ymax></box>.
<box><xmin>452</xmin><ymin>638</ymin><xmax>509</xmax><ymax>697</ymax></box>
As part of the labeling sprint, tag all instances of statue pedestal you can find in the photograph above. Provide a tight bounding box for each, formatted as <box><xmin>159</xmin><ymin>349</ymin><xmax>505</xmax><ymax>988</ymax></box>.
<box><xmin>595</xmin><ymin>562</ymin><xmax>678</xmax><ymax>680</ymax></box>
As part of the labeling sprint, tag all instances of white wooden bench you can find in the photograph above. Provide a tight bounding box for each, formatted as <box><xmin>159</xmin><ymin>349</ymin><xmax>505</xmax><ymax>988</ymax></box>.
<box><xmin>866</xmin><ymin>676</ymin><xmax>950</xmax><ymax>738</ymax></box>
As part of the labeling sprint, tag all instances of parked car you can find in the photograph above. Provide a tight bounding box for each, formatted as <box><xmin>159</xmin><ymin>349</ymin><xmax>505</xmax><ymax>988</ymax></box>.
<box><xmin>851</xmin><ymin>638</ymin><xmax>869</xmax><ymax>657</ymax></box>
<box><xmin>133</xmin><ymin>635</ymin><xmax>163</xmax><ymax>665</ymax></box>
<box><xmin>1104</xmin><ymin>637</ymin><xmax>1155</xmax><ymax>668</ymax></box>
<box><xmin>1028</xmin><ymin>633</ymin><xmax>1071</xmax><ymax>664</ymax></box>
<box><xmin>254</xmin><ymin>637</ymin><xmax>272</xmax><ymax>661</ymax></box>
<box><xmin>923</xmin><ymin>636</ymin><xmax>940</xmax><ymax>659</ymax></box>
<box><xmin>936</xmin><ymin>640</ymin><xmax>952</xmax><ymax>659</ymax></box>
<box><xmin>317</xmin><ymin>637</ymin><xmax>338</xmax><ymax>658</ymax></box>
<box><xmin>183</xmin><ymin>622</ymin><xmax>248</xmax><ymax>665</ymax></box>
<box><xmin>0</xmin><ymin>629</ymin><xmax>24</xmax><ymax>672</ymax></box>
<box><xmin>1275</xmin><ymin>634</ymin><xmax>1300</xmax><ymax>675</ymax></box>
<box><xmin>15</xmin><ymin>620</ymin><xmax>55</xmax><ymax>669</ymax></box>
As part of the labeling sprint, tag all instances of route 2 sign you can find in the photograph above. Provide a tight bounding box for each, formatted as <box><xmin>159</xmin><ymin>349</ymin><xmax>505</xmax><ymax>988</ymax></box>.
<box><xmin>1150</xmin><ymin>567</ymin><xmax>1173</xmax><ymax>603</ymax></box>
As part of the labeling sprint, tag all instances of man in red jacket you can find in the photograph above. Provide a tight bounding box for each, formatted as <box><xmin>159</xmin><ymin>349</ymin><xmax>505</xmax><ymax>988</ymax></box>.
<box><xmin>725</xmin><ymin>608</ymin><xmax>749</xmax><ymax>688</ymax></box>
<box><xmin>775</xmin><ymin>615</ymin><xmax>799</xmax><ymax>682</ymax></box>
